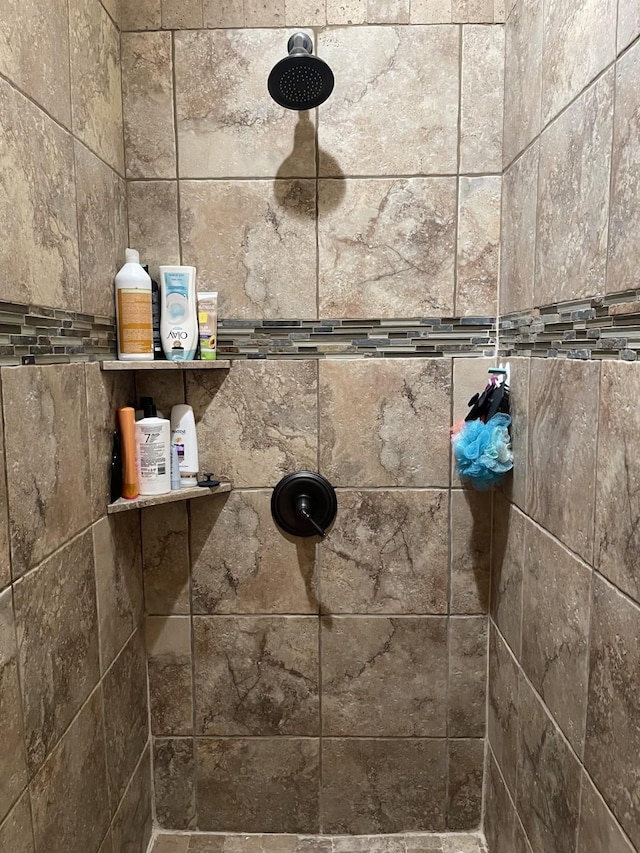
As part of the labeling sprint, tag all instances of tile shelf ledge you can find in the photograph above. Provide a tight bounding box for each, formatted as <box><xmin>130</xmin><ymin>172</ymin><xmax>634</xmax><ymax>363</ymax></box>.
<box><xmin>100</xmin><ymin>359</ymin><xmax>231</xmax><ymax>371</ymax></box>
<box><xmin>107</xmin><ymin>481</ymin><xmax>232</xmax><ymax>514</ymax></box>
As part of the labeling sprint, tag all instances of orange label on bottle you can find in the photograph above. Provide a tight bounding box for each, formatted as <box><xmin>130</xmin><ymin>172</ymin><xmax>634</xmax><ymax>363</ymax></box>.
<box><xmin>118</xmin><ymin>289</ymin><xmax>153</xmax><ymax>354</ymax></box>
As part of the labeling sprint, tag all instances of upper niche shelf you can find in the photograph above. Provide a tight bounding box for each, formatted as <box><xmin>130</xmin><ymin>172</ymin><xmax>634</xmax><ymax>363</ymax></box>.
<box><xmin>100</xmin><ymin>360</ymin><xmax>231</xmax><ymax>371</ymax></box>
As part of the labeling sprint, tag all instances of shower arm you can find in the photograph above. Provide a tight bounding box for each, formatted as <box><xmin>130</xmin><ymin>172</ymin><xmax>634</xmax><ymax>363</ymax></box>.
<box><xmin>287</xmin><ymin>33</ymin><xmax>313</xmax><ymax>56</ymax></box>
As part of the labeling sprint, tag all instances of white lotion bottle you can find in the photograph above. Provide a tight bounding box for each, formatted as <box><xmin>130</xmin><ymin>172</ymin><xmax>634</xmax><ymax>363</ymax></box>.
<box><xmin>135</xmin><ymin>397</ymin><xmax>171</xmax><ymax>495</ymax></box>
<box><xmin>115</xmin><ymin>248</ymin><xmax>153</xmax><ymax>361</ymax></box>
<box><xmin>170</xmin><ymin>404</ymin><xmax>199</xmax><ymax>487</ymax></box>
<box><xmin>159</xmin><ymin>265</ymin><xmax>198</xmax><ymax>361</ymax></box>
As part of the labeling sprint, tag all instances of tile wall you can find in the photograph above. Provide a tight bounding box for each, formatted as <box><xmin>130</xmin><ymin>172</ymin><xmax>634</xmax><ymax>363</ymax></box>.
<box><xmin>0</xmin><ymin>1</ymin><xmax>152</xmax><ymax>852</ymax></box>
<box><xmin>120</xmin><ymin>0</ymin><xmax>507</xmax><ymax>835</ymax></box>
<box><xmin>140</xmin><ymin>356</ymin><xmax>493</xmax><ymax>834</ymax></box>
<box><xmin>488</xmin><ymin>1</ymin><xmax>640</xmax><ymax>852</ymax></box>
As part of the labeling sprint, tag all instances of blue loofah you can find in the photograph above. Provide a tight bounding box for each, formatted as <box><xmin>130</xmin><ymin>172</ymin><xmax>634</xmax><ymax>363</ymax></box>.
<box><xmin>452</xmin><ymin>413</ymin><xmax>514</xmax><ymax>490</ymax></box>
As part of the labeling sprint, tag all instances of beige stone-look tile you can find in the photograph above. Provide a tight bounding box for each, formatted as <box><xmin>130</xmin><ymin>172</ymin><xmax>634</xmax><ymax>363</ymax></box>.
<box><xmin>243</xmin><ymin>0</ymin><xmax>285</xmax><ymax>25</ymax></box>
<box><xmin>122</xmin><ymin>0</ymin><xmax>161</xmax><ymax>29</ymax></box>
<box><xmin>175</xmin><ymin>29</ymin><xmax>316</xmax><ymax>178</ymax></box>
<box><xmin>147</xmin><ymin>617</ymin><xmax>193</xmax><ymax>736</ymax></box>
<box><xmin>450</xmin><ymin>490</ymin><xmax>492</xmax><ymax>614</ymax></box>
<box><xmin>196</xmin><ymin>738</ymin><xmax>320</xmax><ymax>832</ymax></box>
<box><xmin>368</xmin><ymin>0</ymin><xmax>410</xmax><ymax>23</ymax></box>
<box><xmin>503</xmin><ymin>0</ymin><xmax>542</xmax><ymax>165</ymax></box>
<box><xmin>0</xmin><ymin>793</ymin><xmax>34</xmax><ymax>853</ymax></box>
<box><xmin>128</xmin><ymin>181</ymin><xmax>181</xmax><ymax>282</ymax></box>
<box><xmin>286</xmin><ymin>0</ymin><xmax>326</xmax><ymax>25</ymax></box>
<box><xmin>186</xmin><ymin>360</ymin><xmax>318</xmax><ymax>488</ymax></box>
<box><xmin>585</xmin><ymin>577</ymin><xmax>640</xmax><ymax>848</ymax></box>
<box><xmin>500</xmin><ymin>145</ymin><xmax>538</xmax><ymax>315</ymax></box>
<box><xmin>0</xmin><ymin>588</ymin><xmax>27</xmax><ymax>825</ymax></box>
<box><xmin>0</xmin><ymin>381</ymin><xmax>9</xmax><ymax>592</ymax></box>
<box><xmin>448</xmin><ymin>617</ymin><xmax>487</xmax><ymax>738</ymax></box>
<box><xmin>319</xmin><ymin>359</ymin><xmax>451</xmax><ymax>489</ymax></box>
<box><xmin>318</xmin><ymin>26</ymin><xmax>459</xmax><ymax>176</ymax></box>
<box><xmin>111</xmin><ymin>747</ymin><xmax>153</xmax><ymax>853</ymax></box>
<box><xmin>85</xmin><ymin>363</ymin><xmax>136</xmax><ymax>521</ymax></box>
<box><xmin>452</xmin><ymin>0</ymin><xmax>494</xmax><ymax>21</ymax></box>
<box><xmin>447</xmin><ymin>740</ymin><xmax>484</xmax><ymax>830</ymax></box>
<box><xmin>618</xmin><ymin>0</ymin><xmax>640</xmax><ymax>52</ymax></box>
<box><xmin>501</xmin><ymin>357</ymin><xmax>530</xmax><ymax>509</ymax></box>
<box><xmin>318</xmin><ymin>178</ymin><xmax>456</xmax><ymax>318</ymax></box>
<box><xmin>142</xmin><ymin>503</ymin><xmax>190</xmax><ymax>615</ymax></box>
<box><xmin>607</xmin><ymin>41</ymin><xmax>640</xmax><ymax>295</ymax></box>
<box><xmin>191</xmin><ymin>490</ymin><xmax>317</xmax><ymax>615</ymax></box>
<box><xmin>535</xmin><ymin>72</ymin><xmax>614</xmax><ymax>307</ymax></box>
<box><xmin>483</xmin><ymin>751</ymin><xmax>515</xmax><ymax>853</ymax></box>
<box><xmin>491</xmin><ymin>495</ymin><xmax>525</xmax><ymax>655</ymax></box>
<box><xmin>203</xmin><ymin>0</ymin><xmax>244</xmax><ymax>27</ymax></box>
<box><xmin>75</xmin><ymin>141</ymin><xmax>128</xmax><ymax>317</ymax></box>
<box><xmin>325</xmin><ymin>0</ymin><xmax>366</xmax><ymax>23</ymax></box>
<box><xmin>162</xmin><ymin>0</ymin><xmax>203</xmax><ymax>27</ymax></box>
<box><xmin>322</xmin><ymin>739</ymin><xmax>447</xmax><ymax>833</ymax></box>
<box><xmin>522</xmin><ymin>521</ymin><xmax>591</xmax><ymax>755</ymax></box>
<box><xmin>101</xmin><ymin>0</ymin><xmax>121</xmax><ymax>27</ymax></box>
<box><xmin>30</xmin><ymin>689</ymin><xmax>110</xmax><ymax>853</ymax></box>
<box><xmin>0</xmin><ymin>80</ymin><xmax>80</xmax><ymax>310</ymax></box>
<box><xmin>460</xmin><ymin>26</ymin><xmax>504</xmax><ymax>173</ymax></box>
<box><xmin>180</xmin><ymin>179</ymin><xmax>317</xmax><ymax>318</ymax></box>
<box><xmin>103</xmin><ymin>630</ymin><xmax>149</xmax><ymax>812</ymax></box>
<box><xmin>516</xmin><ymin>677</ymin><xmax>581</xmax><ymax>853</ymax></box>
<box><xmin>154</xmin><ymin>739</ymin><xmax>196</xmax><ymax>830</ymax></box>
<box><xmin>488</xmin><ymin>624</ymin><xmax>519</xmax><ymax>797</ymax></box>
<box><xmin>332</xmin><ymin>838</ymin><xmax>404</xmax><ymax>853</ymax></box>
<box><xmin>596</xmin><ymin>362</ymin><xmax>640</xmax><ymax>604</ymax></box>
<box><xmin>122</xmin><ymin>32</ymin><xmax>176</xmax><ymax>180</ymax></box>
<box><xmin>321</xmin><ymin>490</ymin><xmax>448</xmax><ymax>615</ymax></box>
<box><xmin>70</xmin><ymin>0</ymin><xmax>124</xmax><ymax>175</ymax></box>
<box><xmin>93</xmin><ymin>514</ymin><xmax>144</xmax><ymax>672</ymax></box>
<box><xmin>456</xmin><ymin>176</ymin><xmax>501</xmax><ymax>317</ymax></box>
<box><xmin>410</xmin><ymin>0</ymin><xmax>452</xmax><ymax>22</ymax></box>
<box><xmin>542</xmin><ymin>0</ymin><xmax>616</xmax><ymax>125</ymax></box>
<box><xmin>13</xmin><ymin>531</ymin><xmax>99</xmax><ymax>773</ymax></box>
<box><xmin>527</xmin><ymin>358</ymin><xmax>599</xmax><ymax>561</ymax></box>
<box><xmin>322</xmin><ymin>617</ymin><xmax>447</xmax><ymax>736</ymax></box>
<box><xmin>194</xmin><ymin>616</ymin><xmax>319</xmax><ymax>735</ymax></box>
<box><xmin>577</xmin><ymin>771</ymin><xmax>635</xmax><ymax>853</ymax></box>
<box><xmin>154</xmin><ymin>834</ymin><xmax>190</xmax><ymax>853</ymax></box>
<box><xmin>0</xmin><ymin>0</ymin><xmax>71</xmax><ymax>126</ymax></box>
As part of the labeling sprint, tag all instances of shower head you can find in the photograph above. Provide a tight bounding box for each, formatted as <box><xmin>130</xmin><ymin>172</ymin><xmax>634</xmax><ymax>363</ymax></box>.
<box><xmin>268</xmin><ymin>33</ymin><xmax>335</xmax><ymax>111</ymax></box>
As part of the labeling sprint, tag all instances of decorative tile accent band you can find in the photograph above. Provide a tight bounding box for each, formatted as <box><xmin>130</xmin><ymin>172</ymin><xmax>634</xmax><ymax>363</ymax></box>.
<box><xmin>3</xmin><ymin>291</ymin><xmax>640</xmax><ymax>366</ymax></box>
<box><xmin>0</xmin><ymin>301</ymin><xmax>116</xmax><ymax>366</ymax></box>
<box><xmin>499</xmin><ymin>290</ymin><xmax>640</xmax><ymax>362</ymax></box>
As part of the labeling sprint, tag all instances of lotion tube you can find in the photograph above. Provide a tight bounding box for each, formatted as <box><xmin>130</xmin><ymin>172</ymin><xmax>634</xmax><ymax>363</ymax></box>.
<box><xmin>159</xmin><ymin>266</ymin><xmax>198</xmax><ymax>361</ymax></box>
<box><xmin>117</xmin><ymin>407</ymin><xmax>139</xmax><ymax>499</ymax></box>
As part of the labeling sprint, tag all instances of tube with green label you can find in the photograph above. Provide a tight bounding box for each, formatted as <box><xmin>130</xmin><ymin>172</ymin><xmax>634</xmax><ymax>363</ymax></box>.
<box><xmin>197</xmin><ymin>291</ymin><xmax>218</xmax><ymax>360</ymax></box>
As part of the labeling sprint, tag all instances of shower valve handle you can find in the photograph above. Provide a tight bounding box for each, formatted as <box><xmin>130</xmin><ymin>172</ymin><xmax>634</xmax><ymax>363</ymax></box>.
<box><xmin>295</xmin><ymin>495</ymin><xmax>327</xmax><ymax>538</ymax></box>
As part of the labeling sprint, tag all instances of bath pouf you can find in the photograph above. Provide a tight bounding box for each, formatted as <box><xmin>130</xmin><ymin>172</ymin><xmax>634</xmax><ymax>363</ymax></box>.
<box><xmin>451</xmin><ymin>413</ymin><xmax>513</xmax><ymax>490</ymax></box>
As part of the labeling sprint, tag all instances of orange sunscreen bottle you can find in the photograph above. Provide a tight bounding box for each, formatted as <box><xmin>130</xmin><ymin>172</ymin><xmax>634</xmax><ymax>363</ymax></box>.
<box><xmin>117</xmin><ymin>407</ymin><xmax>139</xmax><ymax>499</ymax></box>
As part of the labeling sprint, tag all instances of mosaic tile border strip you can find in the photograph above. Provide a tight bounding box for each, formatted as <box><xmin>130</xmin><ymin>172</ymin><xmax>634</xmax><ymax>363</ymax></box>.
<box><xmin>217</xmin><ymin>317</ymin><xmax>496</xmax><ymax>359</ymax></box>
<box><xmin>499</xmin><ymin>290</ymin><xmax>640</xmax><ymax>361</ymax></box>
<box><xmin>4</xmin><ymin>289</ymin><xmax>640</xmax><ymax>366</ymax></box>
<box><xmin>0</xmin><ymin>301</ymin><xmax>115</xmax><ymax>366</ymax></box>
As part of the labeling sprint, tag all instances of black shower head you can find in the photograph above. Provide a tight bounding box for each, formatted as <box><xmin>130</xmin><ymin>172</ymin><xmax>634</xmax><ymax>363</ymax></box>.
<box><xmin>268</xmin><ymin>33</ymin><xmax>335</xmax><ymax>111</ymax></box>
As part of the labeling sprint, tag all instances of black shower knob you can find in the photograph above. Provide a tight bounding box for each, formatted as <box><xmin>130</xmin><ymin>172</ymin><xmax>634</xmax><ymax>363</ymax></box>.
<box><xmin>271</xmin><ymin>471</ymin><xmax>338</xmax><ymax>538</ymax></box>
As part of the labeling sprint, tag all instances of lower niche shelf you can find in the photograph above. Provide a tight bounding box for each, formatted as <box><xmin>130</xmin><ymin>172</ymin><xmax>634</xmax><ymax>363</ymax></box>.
<box><xmin>107</xmin><ymin>481</ymin><xmax>232</xmax><ymax>514</ymax></box>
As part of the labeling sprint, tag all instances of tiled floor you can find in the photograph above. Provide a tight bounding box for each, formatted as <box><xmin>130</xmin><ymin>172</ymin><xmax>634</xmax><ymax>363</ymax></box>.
<box><xmin>149</xmin><ymin>833</ymin><xmax>488</xmax><ymax>853</ymax></box>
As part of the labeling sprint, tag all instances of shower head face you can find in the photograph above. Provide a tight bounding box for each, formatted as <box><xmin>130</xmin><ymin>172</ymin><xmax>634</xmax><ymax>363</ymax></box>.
<box><xmin>268</xmin><ymin>47</ymin><xmax>335</xmax><ymax>110</ymax></box>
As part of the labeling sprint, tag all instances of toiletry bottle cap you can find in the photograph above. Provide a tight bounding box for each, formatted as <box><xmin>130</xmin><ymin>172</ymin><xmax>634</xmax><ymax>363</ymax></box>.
<box><xmin>140</xmin><ymin>396</ymin><xmax>157</xmax><ymax>418</ymax></box>
<box><xmin>125</xmin><ymin>248</ymin><xmax>140</xmax><ymax>264</ymax></box>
